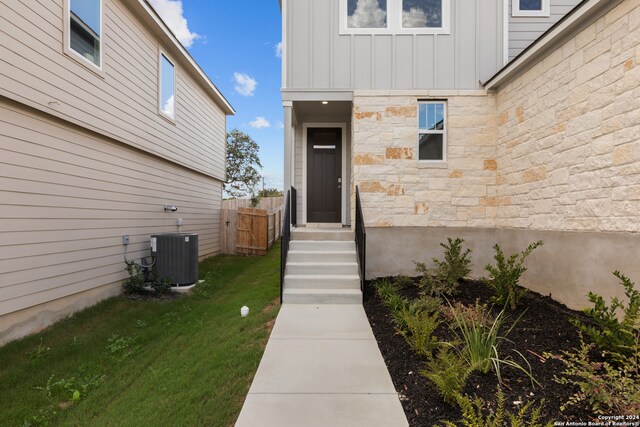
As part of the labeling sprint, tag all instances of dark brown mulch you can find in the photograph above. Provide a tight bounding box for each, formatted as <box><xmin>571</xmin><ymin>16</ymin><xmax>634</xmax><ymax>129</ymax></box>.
<box><xmin>364</xmin><ymin>278</ymin><xmax>596</xmax><ymax>426</ymax></box>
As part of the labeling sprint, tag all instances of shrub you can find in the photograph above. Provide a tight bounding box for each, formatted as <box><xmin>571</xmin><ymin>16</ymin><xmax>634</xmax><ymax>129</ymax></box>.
<box><xmin>397</xmin><ymin>309</ymin><xmax>441</xmax><ymax>358</ymax></box>
<box><xmin>393</xmin><ymin>275</ymin><xmax>415</xmax><ymax>290</ymax></box>
<box><xmin>374</xmin><ymin>278</ymin><xmax>406</xmax><ymax>313</ymax></box>
<box><xmin>123</xmin><ymin>261</ymin><xmax>146</xmax><ymax>294</ymax></box>
<box><xmin>150</xmin><ymin>275</ymin><xmax>172</xmax><ymax>295</ymax></box>
<box><xmin>415</xmin><ymin>237</ymin><xmax>472</xmax><ymax>297</ymax></box>
<box><xmin>483</xmin><ymin>241</ymin><xmax>543</xmax><ymax>310</ymax></box>
<box><xmin>441</xmin><ymin>387</ymin><xmax>552</xmax><ymax>427</ymax></box>
<box><xmin>571</xmin><ymin>271</ymin><xmax>640</xmax><ymax>358</ymax></box>
<box><xmin>447</xmin><ymin>302</ymin><xmax>536</xmax><ymax>385</ymax></box>
<box><xmin>546</xmin><ymin>335</ymin><xmax>640</xmax><ymax>415</ymax></box>
<box><xmin>422</xmin><ymin>348</ymin><xmax>470</xmax><ymax>406</ymax></box>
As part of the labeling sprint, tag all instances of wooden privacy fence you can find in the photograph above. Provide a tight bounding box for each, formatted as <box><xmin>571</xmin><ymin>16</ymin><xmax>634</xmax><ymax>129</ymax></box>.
<box><xmin>222</xmin><ymin>196</ymin><xmax>284</xmax><ymax>211</ymax></box>
<box><xmin>221</xmin><ymin>204</ymin><xmax>284</xmax><ymax>256</ymax></box>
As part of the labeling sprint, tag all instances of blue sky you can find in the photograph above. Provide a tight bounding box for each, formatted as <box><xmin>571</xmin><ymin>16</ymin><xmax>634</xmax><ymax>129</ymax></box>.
<box><xmin>150</xmin><ymin>0</ymin><xmax>284</xmax><ymax>190</ymax></box>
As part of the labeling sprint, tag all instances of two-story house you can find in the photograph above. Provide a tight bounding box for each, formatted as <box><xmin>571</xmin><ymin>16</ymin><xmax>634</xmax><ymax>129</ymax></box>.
<box><xmin>280</xmin><ymin>0</ymin><xmax>640</xmax><ymax>309</ymax></box>
<box><xmin>0</xmin><ymin>0</ymin><xmax>234</xmax><ymax>344</ymax></box>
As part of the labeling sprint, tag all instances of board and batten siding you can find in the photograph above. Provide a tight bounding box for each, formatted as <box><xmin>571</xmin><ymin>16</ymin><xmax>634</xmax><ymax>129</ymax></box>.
<box><xmin>508</xmin><ymin>0</ymin><xmax>583</xmax><ymax>60</ymax></box>
<box><xmin>0</xmin><ymin>98</ymin><xmax>223</xmax><ymax>342</ymax></box>
<box><xmin>0</xmin><ymin>0</ymin><xmax>227</xmax><ymax>180</ymax></box>
<box><xmin>284</xmin><ymin>0</ymin><xmax>504</xmax><ymax>90</ymax></box>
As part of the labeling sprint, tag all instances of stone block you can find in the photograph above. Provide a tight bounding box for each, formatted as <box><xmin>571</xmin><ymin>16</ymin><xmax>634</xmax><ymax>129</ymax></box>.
<box><xmin>354</xmin><ymin>154</ymin><xmax>385</xmax><ymax>165</ymax></box>
<box><xmin>483</xmin><ymin>160</ymin><xmax>497</xmax><ymax>170</ymax></box>
<box><xmin>387</xmin><ymin>184</ymin><xmax>405</xmax><ymax>196</ymax></box>
<box><xmin>385</xmin><ymin>147</ymin><xmax>413</xmax><ymax>160</ymax></box>
<box><xmin>385</xmin><ymin>106</ymin><xmax>416</xmax><ymax>118</ymax></box>
<box><xmin>359</xmin><ymin>181</ymin><xmax>386</xmax><ymax>193</ymax></box>
<box><xmin>522</xmin><ymin>166</ymin><xmax>547</xmax><ymax>183</ymax></box>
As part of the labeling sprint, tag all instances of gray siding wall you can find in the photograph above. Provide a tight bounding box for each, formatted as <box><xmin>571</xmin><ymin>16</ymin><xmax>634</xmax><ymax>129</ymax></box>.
<box><xmin>0</xmin><ymin>0</ymin><xmax>227</xmax><ymax>180</ymax></box>
<box><xmin>508</xmin><ymin>0</ymin><xmax>582</xmax><ymax>60</ymax></box>
<box><xmin>285</xmin><ymin>0</ymin><xmax>505</xmax><ymax>90</ymax></box>
<box><xmin>0</xmin><ymin>98</ymin><xmax>222</xmax><ymax>320</ymax></box>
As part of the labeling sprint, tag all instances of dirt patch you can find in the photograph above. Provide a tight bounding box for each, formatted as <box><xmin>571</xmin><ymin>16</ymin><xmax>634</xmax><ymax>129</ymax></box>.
<box><xmin>364</xmin><ymin>278</ymin><xmax>595</xmax><ymax>426</ymax></box>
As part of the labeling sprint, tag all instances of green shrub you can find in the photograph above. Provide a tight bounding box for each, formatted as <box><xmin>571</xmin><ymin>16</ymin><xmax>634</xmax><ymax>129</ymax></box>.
<box><xmin>415</xmin><ymin>237</ymin><xmax>472</xmax><ymax>297</ymax></box>
<box><xmin>571</xmin><ymin>271</ymin><xmax>640</xmax><ymax>358</ymax></box>
<box><xmin>123</xmin><ymin>261</ymin><xmax>146</xmax><ymax>294</ymax></box>
<box><xmin>374</xmin><ymin>278</ymin><xmax>406</xmax><ymax>313</ymax></box>
<box><xmin>483</xmin><ymin>241</ymin><xmax>543</xmax><ymax>310</ymax></box>
<box><xmin>150</xmin><ymin>275</ymin><xmax>172</xmax><ymax>295</ymax></box>
<box><xmin>546</xmin><ymin>335</ymin><xmax>640</xmax><ymax>415</ymax></box>
<box><xmin>441</xmin><ymin>387</ymin><xmax>552</xmax><ymax>427</ymax></box>
<box><xmin>447</xmin><ymin>302</ymin><xmax>536</xmax><ymax>385</ymax></box>
<box><xmin>397</xmin><ymin>309</ymin><xmax>441</xmax><ymax>358</ymax></box>
<box><xmin>423</xmin><ymin>348</ymin><xmax>470</xmax><ymax>406</ymax></box>
<box><xmin>393</xmin><ymin>275</ymin><xmax>415</xmax><ymax>289</ymax></box>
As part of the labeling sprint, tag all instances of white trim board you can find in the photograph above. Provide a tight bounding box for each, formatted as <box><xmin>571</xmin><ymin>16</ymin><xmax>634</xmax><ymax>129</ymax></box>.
<box><xmin>302</xmin><ymin>123</ymin><xmax>348</xmax><ymax>225</ymax></box>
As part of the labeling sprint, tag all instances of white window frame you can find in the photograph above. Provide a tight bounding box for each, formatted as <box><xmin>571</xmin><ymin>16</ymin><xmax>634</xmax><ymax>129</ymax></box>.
<box><xmin>512</xmin><ymin>0</ymin><xmax>550</xmax><ymax>17</ymax></box>
<box><xmin>340</xmin><ymin>0</ymin><xmax>450</xmax><ymax>35</ymax></box>
<box><xmin>417</xmin><ymin>101</ymin><xmax>447</xmax><ymax>163</ymax></box>
<box><xmin>64</xmin><ymin>0</ymin><xmax>103</xmax><ymax>72</ymax></box>
<box><xmin>158</xmin><ymin>50</ymin><xmax>176</xmax><ymax>122</ymax></box>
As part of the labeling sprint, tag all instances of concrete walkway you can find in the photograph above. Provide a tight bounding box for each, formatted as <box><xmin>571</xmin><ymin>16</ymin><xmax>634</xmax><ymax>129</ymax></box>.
<box><xmin>235</xmin><ymin>304</ymin><xmax>408</xmax><ymax>426</ymax></box>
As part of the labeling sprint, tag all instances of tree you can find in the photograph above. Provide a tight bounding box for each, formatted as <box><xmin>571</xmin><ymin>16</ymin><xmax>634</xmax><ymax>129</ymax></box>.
<box><xmin>258</xmin><ymin>188</ymin><xmax>284</xmax><ymax>198</ymax></box>
<box><xmin>225</xmin><ymin>129</ymin><xmax>262</xmax><ymax>198</ymax></box>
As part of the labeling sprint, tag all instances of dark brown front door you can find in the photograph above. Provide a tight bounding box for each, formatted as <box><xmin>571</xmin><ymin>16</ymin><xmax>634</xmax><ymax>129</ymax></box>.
<box><xmin>307</xmin><ymin>128</ymin><xmax>341</xmax><ymax>223</ymax></box>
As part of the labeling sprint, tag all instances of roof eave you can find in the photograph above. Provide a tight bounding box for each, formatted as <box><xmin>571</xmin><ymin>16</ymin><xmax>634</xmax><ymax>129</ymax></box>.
<box><xmin>484</xmin><ymin>0</ymin><xmax>623</xmax><ymax>91</ymax></box>
<box><xmin>130</xmin><ymin>0</ymin><xmax>235</xmax><ymax>115</ymax></box>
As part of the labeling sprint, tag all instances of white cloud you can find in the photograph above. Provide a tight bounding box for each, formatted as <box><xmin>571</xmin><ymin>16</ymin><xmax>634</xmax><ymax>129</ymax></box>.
<box><xmin>249</xmin><ymin>117</ymin><xmax>270</xmax><ymax>129</ymax></box>
<box><xmin>148</xmin><ymin>0</ymin><xmax>200</xmax><ymax>48</ymax></box>
<box><xmin>234</xmin><ymin>72</ymin><xmax>257</xmax><ymax>96</ymax></box>
<box><xmin>348</xmin><ymin>0</ymin><xmax>386</xmax><ymax>28</ymax></box>
<box><xmin>402</xmin><ymin>8</ymin><xmax>428</xmax><ymax>28</ymax></box>
<box><xmin>275</xmin><ymin>41</ymin><xmax>282</xmax><ymax>58</ymax></box>
<box><xmin>162</xmin><ymin>95</ymin><xmax>175</xmax><ymax>118</ymax></box>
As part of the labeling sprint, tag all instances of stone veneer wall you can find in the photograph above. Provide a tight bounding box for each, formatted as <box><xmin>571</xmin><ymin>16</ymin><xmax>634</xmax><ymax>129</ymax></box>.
<box><xmin>495</xmin><ymin>0</ymin><xmax>640</xmax><ymax>233</ymax></box>
<box><xmin>351</xmin><ymin>94</ymin><xmax>498</xmax><ymax>228</ymax></box>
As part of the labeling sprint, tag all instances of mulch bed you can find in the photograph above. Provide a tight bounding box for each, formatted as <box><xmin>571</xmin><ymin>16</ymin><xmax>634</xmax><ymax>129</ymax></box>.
<box><xmin>364</xmin><ymin>278</ymin><xmax>597</xmax><ymax>426</ymax></box>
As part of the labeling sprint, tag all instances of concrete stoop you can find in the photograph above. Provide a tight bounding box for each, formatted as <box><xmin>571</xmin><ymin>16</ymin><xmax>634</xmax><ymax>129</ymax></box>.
<box><xmin>283</xmin><ymin>228</ymin><xmax>362</xmax><ymax>304</ymax></box>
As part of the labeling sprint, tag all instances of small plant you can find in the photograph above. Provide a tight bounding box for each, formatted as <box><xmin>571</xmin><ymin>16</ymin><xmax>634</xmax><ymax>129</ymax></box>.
<box><xmin>374</xmin><ymin>278</ymin><xmax>406</xmax><ymax>313</ymax></box>
<box><xmin>422</xmin><ymin>348</ymin><xmax>470</xmax><ymax>405</ymax></box>
<box><xmin>136</xmin><ymin>320</ymin><xmax>148</xmax><ymax>329</ymax></box>
<box><xmin>161</xmin><ymin>311</ymin><xmax>180</xmax><ymax>326</ymax></box>
<box><xmin>483</xmin><ymin>241</ymin><xmax>543</xmax><ymax>310</ymax></box>
<box><xmin>151</xmin><ymin>275</ymin><xmax>172</xmax><ymax>294</ymax></box>
<box><xmin>415</xmin><ymin>237</ymin><xmax>472</xmax><ymax>297</ymax></box>
<box><xmin>571</xmin><ymin>271</ymin><xmax>640</xmax><ymax>358</ymax></box>
<box><xmin>105</xmin><ymin>334</ymin><xmax>137</xmax><ymax>360</ymax></box>
<box><xmin>546</xmin><ymin>334</ymin><xmax>640</xmax><ymax>415</ymax></box>
<box><xmin>26</xmin><ymin>339</ymin><xmax>51</xmax><ymax>360</ymax></box>
<box><xmin>394</xmin><ymin>275</ymin><xmax>415</xmax><ymax>289</ymax></box>
<box><xmin>447</xmin><ymin>302</ymin><xmax>536</xmax><ymax>385</ymax></box>
<box><xmin>123</xmin><ymin>261</ymin><xmax>146</xmax><ymax>294</ymax></box>
<box><xmin>397</xmin><ymin>309</ymin><xmax>441</xmax><ymax>358</ymax></box>
<box><xmin>441</xmin><ymin>387</ymin><xmax>552</xmax><ymax>427</ymax></box>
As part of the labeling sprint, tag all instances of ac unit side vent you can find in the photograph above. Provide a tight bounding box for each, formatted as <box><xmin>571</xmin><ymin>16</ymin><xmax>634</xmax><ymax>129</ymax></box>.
<box><xmin>151</xmin><ymin>233</ymin><xmax>198</xmax><ymax>286</ymax></box>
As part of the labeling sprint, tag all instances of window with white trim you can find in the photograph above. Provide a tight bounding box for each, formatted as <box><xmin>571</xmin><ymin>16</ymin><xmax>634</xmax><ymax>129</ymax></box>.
<box><xmin>418</xmin><ymin>101</ymin><xmax>446</xmax><ymax>161</ymax></box>
<box><xmin>67</xmin><ymin>0</ymin><xmax>102</xmax><ymax>68</ymax></box>
<box><xmin>342</xmin><ymin>0</ymin><xmax>450</xmax><ymax>34</ymax></box>
<box><xmin>512</xmin><ymin>0</ymin><xmax>550</xmax><ymax>17</ymax></box>
<box><xmin>160</xmin><ymin>53</ymin><xmax>176</xmax><ymax>120</ymax></box>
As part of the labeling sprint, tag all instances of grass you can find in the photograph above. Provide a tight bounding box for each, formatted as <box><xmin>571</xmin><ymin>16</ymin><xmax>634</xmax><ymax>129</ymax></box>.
<box><xmin>0</xmin><ymin>243</ymin><xmax>281</xmax><ymax>427</ymax></box>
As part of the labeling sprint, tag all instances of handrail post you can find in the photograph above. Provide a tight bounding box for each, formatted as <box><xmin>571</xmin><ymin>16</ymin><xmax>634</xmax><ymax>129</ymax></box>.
<box><xmin>355</xmin><ymin>186</ymin><xmax>367</xmax><ymax>301</ymax></box>
<box><xmin>280</xmin><ymin>189</ymin><xmax>292</xmax><ymax>304</ymax></box>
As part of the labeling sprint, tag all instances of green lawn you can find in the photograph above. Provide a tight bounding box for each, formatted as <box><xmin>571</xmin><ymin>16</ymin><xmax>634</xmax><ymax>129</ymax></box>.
<box><xmin>0</xmin><ymin>243</ymin><xmax>281</xmax><ymax>427</ymax></box>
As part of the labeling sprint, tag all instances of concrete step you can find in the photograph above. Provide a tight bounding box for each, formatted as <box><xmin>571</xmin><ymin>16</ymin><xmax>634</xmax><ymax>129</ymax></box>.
<box><xmin>286</xmin><ymin>262</ymin><xmax>359</xmax><ymax>276</ymax></box>
<box><xmin>288</xmin><ymin>250</ymin><xmax>357</xmax><ymax>263</ymax></box>
<box><xmin>282</xmin><ymin>288</ymin><xmax>362</xmax><ymax>304</ymax></box>
<box><xmin>289</xmin><ymin>240</ymin><xmax>355</xmax><ymax>252</ymax></box>
<box><xmin>284</xmin><ymin>274</ymin><xmax>361</xmax><ymax>290</ymax></box>
<box><xmin>291</xmin><ymin>229</ymin><xmax>354</xmax><ymax>241</ymax></box>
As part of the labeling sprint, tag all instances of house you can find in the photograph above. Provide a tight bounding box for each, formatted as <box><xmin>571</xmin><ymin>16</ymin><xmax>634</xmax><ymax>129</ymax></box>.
<box><xmin>0</xmin><ymin>0</ymin><xmax>234</xmax><ymax>345</ymax></box>
<box><xmin>280</xmin><ymin>0</ymin><xmax>640</xmax><ymax>309</ymax></box>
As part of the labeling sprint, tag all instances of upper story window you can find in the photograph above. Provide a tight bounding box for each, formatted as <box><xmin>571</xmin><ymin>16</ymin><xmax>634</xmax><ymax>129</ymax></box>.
<box><xmin>418</xmin><ymin>101</ymin><xmax>446</xmax><ymax>161</ymax></box>
<box><xmin>512</xmin><ymin>0</ymin><xmax>550</xmax><ymax>17</ymax></box>
<box><xmin>341</xmin><ymin>0</ymin><xmax>450</xmax><ymax>34</ymax></box>
<box><xmin>160</xmin><ymin>53</ymin><xmax>176</xmax><ymax>120</ymax></box>
<box><xmin>67</xmin><ymin>0</ymin><xmax>102</xmax><ymax>69</ymax></box>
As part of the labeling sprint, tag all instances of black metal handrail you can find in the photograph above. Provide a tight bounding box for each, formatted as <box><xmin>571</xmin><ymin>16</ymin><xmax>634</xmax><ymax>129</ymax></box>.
<box><xmin>355</xmin><ymin>186</ymin><xmax>367</xmax><ymax>300</ymax></box>
<box><xmin>291</xmin><ymin>187</ymin><xmax>297</xmax><ymax>227</ymax></box>
<box><xmin>280</xmin><ymin>188</ymin><xmax>292</xmax><ymax>303</ymax></box>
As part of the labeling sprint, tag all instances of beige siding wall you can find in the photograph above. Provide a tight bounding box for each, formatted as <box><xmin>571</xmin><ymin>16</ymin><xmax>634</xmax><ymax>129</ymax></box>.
<box><xmin>0</xmin><ymin>99</ymin><xmax>222</xmax><ymax>343</ymax></box>
<box><xmin>351</xmin><ymin>93</ymin><xmax>498</xmax><ymax>228</ymax></box>
<box><xmin>496</xmin><ymin>0</ymin><xmax>640</xmax><ymax>233</ymax></box>
<box><xmin>0</xmin><ymin>0</ymin><xmax>227</xmax><ymax>179</ymax></box>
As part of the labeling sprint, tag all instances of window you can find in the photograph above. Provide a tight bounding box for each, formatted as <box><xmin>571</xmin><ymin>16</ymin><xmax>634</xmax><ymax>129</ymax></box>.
<box><xmin>512</xmin><ymin>0</ymin><xmax>550</xmax><ymax>17</ymax></box>
<box><xmin>341</xmin><ymin>0</ymin><xmax>449</xmax><ymax>34</ymax></box>
<box><xmin>418</xmin><ymin>102</ymin><xmax>446</xmax><ymax>161</ymax></box>
<box><xmin>67</xmin><ymin>0</ymin><xmax>102</xmax><ymax>68</ymax></box>
<box><xmin>159</xmin><ymin>53</ymin><xmax>175</xmax><ymax>120</ymax></box>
